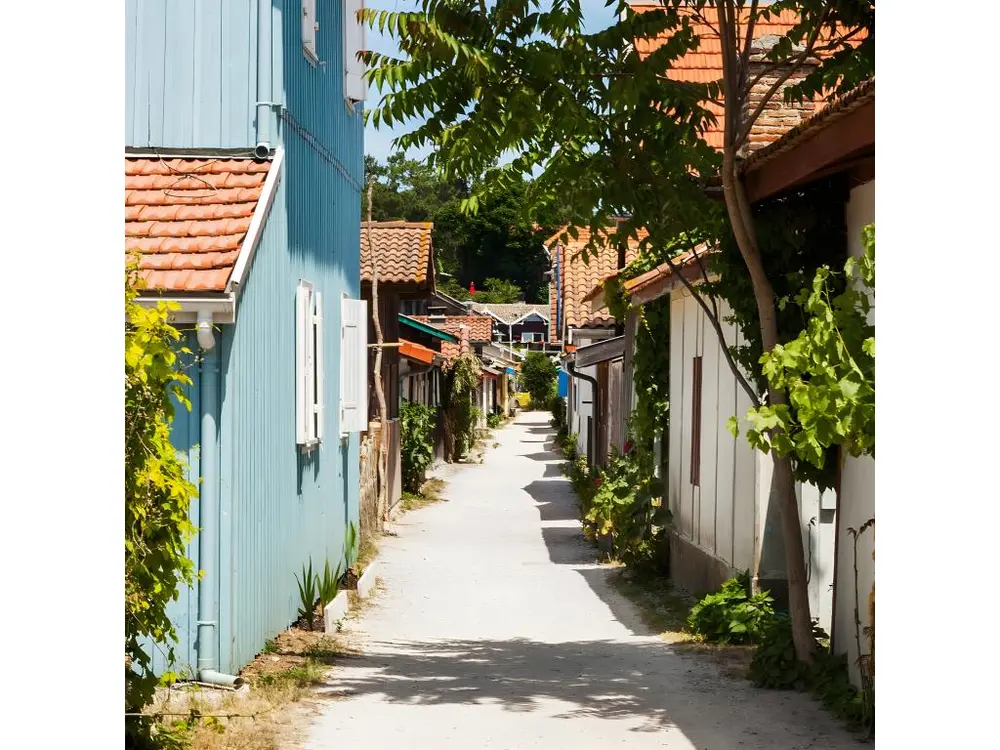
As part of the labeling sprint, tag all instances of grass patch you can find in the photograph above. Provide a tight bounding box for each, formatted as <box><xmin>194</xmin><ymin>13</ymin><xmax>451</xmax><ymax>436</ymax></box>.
<box><xmin>356</xmin><ymin>534</ymin><xmax>379</xmax><ymax>574</ymax></box>
<box><xmin>146</xmin><ymin>628</ymin><xmax>357</xmax><ymax>749</ymax></box>
<box><xmin>609</xmin><ymin>568</ymin><xmax>754</xmax><ymax>679</ymax></box>
<box><xmin>401</xmin><ymin>478</ymin><xmax>447</xmax><ymax>512</ymax></box>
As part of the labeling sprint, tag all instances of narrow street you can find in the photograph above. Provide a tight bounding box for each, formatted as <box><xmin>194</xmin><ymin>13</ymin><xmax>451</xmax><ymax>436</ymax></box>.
<box><xmin>303</xmin><ymin>412</ymin><xmax>860</xmax><ymax>749</ymax></box>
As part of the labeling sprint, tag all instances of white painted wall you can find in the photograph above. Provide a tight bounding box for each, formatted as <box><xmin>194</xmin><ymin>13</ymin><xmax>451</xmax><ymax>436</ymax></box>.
<box><xmin>833</xmin><ymin>178</ymin><xmax>875</xmax><ymax>688</ymax></box>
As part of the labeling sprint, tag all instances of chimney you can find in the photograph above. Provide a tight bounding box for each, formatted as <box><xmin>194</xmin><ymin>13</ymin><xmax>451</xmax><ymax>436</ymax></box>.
<box><xmin>744</xmin><ymin>35</ymin><xmax>818</xmax><ymax>156</ymax></box>
<box><xmin>458</xmin><ymin>324</ymin><xmax>470</xmax><ymax>357</ymax></box>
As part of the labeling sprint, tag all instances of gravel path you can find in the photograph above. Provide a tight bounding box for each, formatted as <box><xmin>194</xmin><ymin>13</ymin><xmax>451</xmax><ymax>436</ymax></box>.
<box><xmin>303</xmin><ymin>411</ymin><xmax>863</xmax><ymax>749</ymax></box>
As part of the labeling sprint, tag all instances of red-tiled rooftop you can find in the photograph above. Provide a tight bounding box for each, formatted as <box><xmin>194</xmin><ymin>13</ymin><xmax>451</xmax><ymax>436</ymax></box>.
<box><xmin>360</xmin><ymin>221</ymin><xmax>434</xmax><ymax>287</ymax></box>
<box><xmin>410</xmin><ymin>315</ymin><xmax>494</xmax><ymax>344</ymax></box>
<box><xmin>125</xmin><ymin>156</ymin><xmax>271</xmax><ymax>293</ymax></box>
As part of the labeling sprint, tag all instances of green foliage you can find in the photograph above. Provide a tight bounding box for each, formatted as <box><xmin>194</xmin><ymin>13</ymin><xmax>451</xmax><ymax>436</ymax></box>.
<box><xmin>401</xmin><ymin>400</ymin><xmax>436</xmax><ymax>492</ymax></box>
<box><xmin>687</xmin><ymin>573</ymin><xmax>776</xmax><ymax>645</ymax></box>
<box><xmin>631</xmin><ymin>297</ymin><xmax>671</xmax><ymax>463</ymax></box>
<box><xmin>582</xmin><ymin>448</ymin><xmax>671</xmax><ymax>571</ymax></box>
<box><xmin>442</xmin><ymin>354</ymin><xmax>482</xmax><ymax>461</ymax></box>
<box><xmin>548</xmin><ymin>393</ymin><xmax>566</xmax><ymax>430</ymax></box>
<box><xmin>318</xmin><ymin>559</ymin><xmax>344</xmax><ymax>610</ymax></box>
<box><xmin>520</xmin><ymin>351</ymin><xmax>558</xmax><ymax>406</ymax></box>
<box><xmin>295</xmin><ymin>560</ymin><xmax>318</xmax><ymax>629</ymax></box>
<box><xmin>486</xmin><ymin>412</ymin><xmax>503</xmax><ymax>429</ymax></box>
<box><xmin>475</xmin><ymin>276</ymin><xmax>524</xmax><ymax>303</ymax></box>
<box><xmin>730</xmin><ymin>224</ymin><xmax>875</xmax><ymax>472</ymax></box>
<box><xmin>125</xmin><ymin>264</ymin><xmax>198</xmax><ymax>737</ymax></box>
<box><xmin>749</xmin><ymin>615</ymin><xmax>873</xmax><ymax>733</ymax></box>
<box><xmin>344</xmin><ymin>521</ymin><xmax>359</xmax><ymax>571</ymax></box>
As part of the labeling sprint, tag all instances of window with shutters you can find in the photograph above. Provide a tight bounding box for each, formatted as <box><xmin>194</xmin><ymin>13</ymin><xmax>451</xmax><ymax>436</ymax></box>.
<box><xmin>302</xmin><ymin>0</ymin><xmax>319</xmax><ymax>62</ymax></box>
<box><xmin>690</xmin><ymin>355</ymin><xmax>703</xmax><ymax>486</ymax></box>
<box><xmin>296</xmin><ymin>281</ymin><xmax>324</xmax><ymax>448</ymax></box>
<box><xmin>340</xmin><ymin>296</ymin><xmax>369</xmax><ymax>434</ymax></box>
<box><xmin>343</xmin><ymin>0</ymin><xmax>367</xmax><ymax>102</ymax></box>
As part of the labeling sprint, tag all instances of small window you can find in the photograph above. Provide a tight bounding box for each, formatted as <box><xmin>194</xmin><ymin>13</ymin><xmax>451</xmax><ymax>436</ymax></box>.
<box><xmin>296</xmin><ymin>281</ymin><xmax>324</xmax><ymax>448</ymax></box>
<box><xmin>690</xmin><ymin>355</ymin><xmax>703</xmax><ymax>486</ymax></box>
<box><xmin>520</xmin><ymin>331</ymin><xmax>542</xmax><ymax>343</ymax></box>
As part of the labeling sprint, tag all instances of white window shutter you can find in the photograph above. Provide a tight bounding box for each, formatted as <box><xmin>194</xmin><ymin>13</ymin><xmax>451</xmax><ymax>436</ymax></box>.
<box><xmin>302</xmin><ymin>0</ymin><xmax>318</xmax><ymax>61</ymax></box>
<box><xmin>340</xmin><ymin>297</ymin><xmax>369</xmax><ymax>433</ymax></box>
<box><xmin>313</xmin><ymin>291</ymin><xmax>325</xmax><ymax>442</ymax></box>
<box><xmin>344</xmin><ymin>0</ymin><xmax>367</xmax><ymax>102</ymax></box>
<box><xmin>296</xmin><ymin>281</ymin><xmax>313</xmax><ymax>445</ymax></box>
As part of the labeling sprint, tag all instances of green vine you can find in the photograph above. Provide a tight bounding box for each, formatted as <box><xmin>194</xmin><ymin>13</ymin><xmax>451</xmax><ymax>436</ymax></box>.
<box><xmin>401</xmin><ymin>401</ymin><xmax>436</xmax><ymax>492</ymax></box>
<box><xmin>442</xmin><ymin>354</ymin><xmax>481</xmax><ymax>462</ymax></box>
<box><xmin>125</xmin><ymin>263</ymin><xmax>198</xmax><ymax>748</ymax></box>
<box><xmin>730</xmin><ymin>224</ymin><xmax>875</xmax><ymax>472</ymax></box>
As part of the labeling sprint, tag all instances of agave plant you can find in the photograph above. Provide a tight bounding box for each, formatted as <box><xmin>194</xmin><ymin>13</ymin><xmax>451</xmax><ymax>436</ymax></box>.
<box><xmin>344</xmin><ymin>522</ymin><xmax>359</xmax><ymax>571</ymax></box>
<box><xmin>295</xmin><ymin>559</ymin><xmax>318</xmax><ymax>630</ymax></box>
<box><xmin>318</xmin><ymin>559</ymin><xmax>344</xmax><ymax>610</ymax></box>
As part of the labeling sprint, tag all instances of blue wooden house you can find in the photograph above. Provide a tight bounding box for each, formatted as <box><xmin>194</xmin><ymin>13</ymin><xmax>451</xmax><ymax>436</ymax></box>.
<box><xmin>126</xmin><ymin>0</ymin><xmax>368</xmax><ymax>683</ymax></box>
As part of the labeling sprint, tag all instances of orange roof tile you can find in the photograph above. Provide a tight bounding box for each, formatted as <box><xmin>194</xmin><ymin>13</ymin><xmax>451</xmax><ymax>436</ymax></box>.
<box><xmin>360</xmin><ymin>221</ymin><xmax>434</xmax><ymax>287</ymax></box>
<box><xmin>549</xmin><ymin>226</ymin><xmax>647</xmax><ymax>333</ymax></box>
<box><xmin>409</xmin><ymin>315</ymin><xmax>494</xmax><ymax>344</ymax></box>
<box><xmin>125</xmin><ymin>156</ymin><xmax>271</xmax><ymax>293</ymax></box>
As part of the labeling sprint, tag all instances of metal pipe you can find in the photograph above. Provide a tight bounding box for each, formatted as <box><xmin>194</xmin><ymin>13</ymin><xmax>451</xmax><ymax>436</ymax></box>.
<box><xmin>196</xmin><ymin>328</ymin><xmax>244</xmax><ymax>688</ymax></box>
<box><xmin>567</xmin><ymin>359</ymin><xmax>600</xmax><ymax>466</ymax></box>
<box><xmin>255</xmin><ymin>0</ymin><xmax>273</xmax><ymax>158</ymax></box>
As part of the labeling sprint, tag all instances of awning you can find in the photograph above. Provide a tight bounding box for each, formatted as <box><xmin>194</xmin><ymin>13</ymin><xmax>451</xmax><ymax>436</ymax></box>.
<box><xmin>399</xmin><ymin>338</ymin><xmax>436</xmax><ymax>365</ymax></box>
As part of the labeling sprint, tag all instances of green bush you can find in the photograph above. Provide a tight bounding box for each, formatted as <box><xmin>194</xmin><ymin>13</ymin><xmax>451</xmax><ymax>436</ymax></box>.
<box><xmin>687</xmin><ymin>573</ymin><xmax>775</xmax><ymax>644</ymax></box>
<box><xmin>401</xmin><ymin>400</ymin><xmax>436</xmax><ymax>492</ymax></box>
<box><xmin>487</xmin><ymin>412</ymin><xmax>502</xmax><ymax>429</ymax></box>
<box><xmin>520</xmin><ymin>351</ymin><xmax>558</xmax><ymax>406</ymax></box>
<box><xmin>582</xmin><ymin>447</ymin><xmax>670</xmax><ymax>570</ymax></box>
<box><xmin>548</xmin><ymin>393</ymin><xmax>566</xmax><ymax>429</ymax></box>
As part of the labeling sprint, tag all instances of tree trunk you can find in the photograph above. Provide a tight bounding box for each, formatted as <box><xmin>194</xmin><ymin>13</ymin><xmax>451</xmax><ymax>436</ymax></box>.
<box><xmin>720</xmin><ymin>149</ymin><xmax>815</xmax><ymax>663</ymax></box>
<box><xmin>366</xmin><ymin>183</ymin><xmax>390</xmax><ymax>526</ymax></box>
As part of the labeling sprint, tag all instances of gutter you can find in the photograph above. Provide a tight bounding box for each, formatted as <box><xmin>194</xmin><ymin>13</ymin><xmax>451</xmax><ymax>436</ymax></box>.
<box><xmin>195</xmin><ymin>314</ymin><xmax>244</xmax><ymax>687</ymax></box>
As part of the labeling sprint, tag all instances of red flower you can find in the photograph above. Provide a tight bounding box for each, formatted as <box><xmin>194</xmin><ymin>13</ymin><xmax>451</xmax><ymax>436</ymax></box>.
<box><xmin>594</xmin><ymin>476</ymin><xmax>602</xmax><ymax>486</ymax></box>
<box><xmin>624</xmin><ymin>440</ymin><xmax>633</xmax><ymax>454</ymax></box>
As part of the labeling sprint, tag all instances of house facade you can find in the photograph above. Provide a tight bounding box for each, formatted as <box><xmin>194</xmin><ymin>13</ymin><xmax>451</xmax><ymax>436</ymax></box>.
<box><xmin>127</xmin><ymin>0</ymin><xmax>367</xmax><ymax>680</ymax></box>
<box><xmin>467</xmin><ymin>302</ymin><xmax>551</xmax><ymax>349</ymax></box>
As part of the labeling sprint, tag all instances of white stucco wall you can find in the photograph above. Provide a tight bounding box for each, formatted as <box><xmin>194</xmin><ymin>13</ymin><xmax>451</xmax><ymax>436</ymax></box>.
<box><xmin>833</xmin><ymin>178</ymin><xmax>875</xmax><ymax>688</ymax></box>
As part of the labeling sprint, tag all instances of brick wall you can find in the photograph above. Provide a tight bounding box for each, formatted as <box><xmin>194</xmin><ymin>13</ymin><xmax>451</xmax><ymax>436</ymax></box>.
<box><xmin>744</xmin><ymin>37</ymin><xmax>818</xmax><ymax>154</ymax></box>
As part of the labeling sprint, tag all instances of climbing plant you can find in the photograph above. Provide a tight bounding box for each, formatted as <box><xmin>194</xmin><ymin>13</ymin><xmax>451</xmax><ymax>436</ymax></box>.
<box><xmin>442</xmin><ymin>354</ymin><xmax>481</xmax><ymax>461</ymax></box>
<box><xmin>125</xmin><ymin>263</ymin><xmax>198</xmax><ymax>745</ymax></box>
<box><xmin>400</xmin><ymin>400</ymin><xmax>436</xmax><ymax>492</ymax></box>
<box><xmin>729</xmin><ymin>223</ymin><xmax>875</xmax><ymax>471</ymax></box>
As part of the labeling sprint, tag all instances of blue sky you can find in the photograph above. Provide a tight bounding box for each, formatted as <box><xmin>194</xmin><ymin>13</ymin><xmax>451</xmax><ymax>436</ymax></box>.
<box><xmin>364</xmin><ymin>0</ymin><xmax>621</xmax><ymax>161</ymax></box>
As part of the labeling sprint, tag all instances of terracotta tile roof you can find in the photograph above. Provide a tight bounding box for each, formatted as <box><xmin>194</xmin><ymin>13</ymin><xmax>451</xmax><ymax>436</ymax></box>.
<box><xmin>629</xmin><ymin>3</ymin><xmax>866</xmax><ymax>151</ymax></box>
<box><xmin>548</xmin><ymin>226</ymin><xmax>647</xmax><ymax>334</ymax></box>
<box><xmin>410</xmin><ymin>315</ymin><xmax>494</xmax><ymax>344</ymax></box>
<box><xmin>466</xmin><ymin>302</ymin><xmax>550</xmax><ymax>324</ymax></box>
<box><xmin>125</xmin><ymin>156</ymin><xmax>271</xmax><ymax>293</ymax></box>
<box><xmin>360</xmin><ymin>221</ymin><xmax>434</xmax><ymax>287</ymax></box>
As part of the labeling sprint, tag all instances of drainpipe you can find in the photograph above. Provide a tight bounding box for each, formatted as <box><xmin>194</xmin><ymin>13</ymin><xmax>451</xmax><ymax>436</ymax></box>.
<box><xmin>195</xmin><ymin>312</ymin><xmax>244</xmax><ymax>688</ymax></box>
<box><xmin>254</xmin><ymin>0</ymin><xmax>273</xmax><ymax>160</ymax></box>
<box><xmin>567</xmin><ymin>358</ymin><xmax>599</xmax><ymax>467</ymax></box>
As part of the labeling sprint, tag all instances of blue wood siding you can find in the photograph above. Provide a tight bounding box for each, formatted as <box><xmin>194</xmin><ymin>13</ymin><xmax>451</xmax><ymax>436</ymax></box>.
<box><xmin>131</xmin><ymin>1</ymin><xmax>363</xmax><ymax>677</ymax></box>
<box><xmin>144</xmin><ymin>331</ymin><xmax>202</xmax><ymax>677</ymax></box>
<box><xmin>126</xmin><ymin>0</ymin><xmax>257</xmax><ymax>148</ymax></box>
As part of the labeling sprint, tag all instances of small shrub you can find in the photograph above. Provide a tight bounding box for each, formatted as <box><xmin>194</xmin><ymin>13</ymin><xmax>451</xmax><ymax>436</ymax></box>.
<box><xmin>317</xmin><ymin>559</ymin><xmax>343</xmax><ymax>610</ymax></box>
<box><xmin>487</xmin><ymin>412</ymin><xmax>502</xmax><ymax>429</ymax></box>
<box><xmin>687</xmin><ymin>573</ymin><xmax>775</xmax><ymax>644</ymax></box>
<box><xmin>549</xmin><ymin>394</ymin><xmax>566</xmax><ymax>429</ymax></box>
<box><xmin>401</xmin><ymin>400</ymin><xmax>436</xmax><ymax>492</ymax></box>
<box><xmin>749</xmin><ymin>615</ymin><xmax>873</xmax><ymax>732</ymax></box>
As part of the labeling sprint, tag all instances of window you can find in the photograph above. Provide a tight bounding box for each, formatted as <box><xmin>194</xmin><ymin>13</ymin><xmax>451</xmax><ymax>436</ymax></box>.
<box><xmin>520</xmin><ymin>331</ymin><xmax>542</xmax><ymax>343</ymax></box>
<box><xmin>690</xmin><ymin>356</ymin><xmax>703</xmax><ymax>486</ymax></box>
<box><xmin>302</xmin><ymin>0</ymin><xmax>318</xmax><ymax>62</ymax></box>
<box><xmin>296</xmin><ymin>281</ymin><xmax>324</xmax><ymax>448</ymax></box>
<box><xmin>343</xmin><ymin>0</ymin><xmax>367</xmax><ymax>102</ymax></box>
<box><xmin>339</xmin><ymin>296</ymin><xmax>369</xmax><ymax>434</ymax></box>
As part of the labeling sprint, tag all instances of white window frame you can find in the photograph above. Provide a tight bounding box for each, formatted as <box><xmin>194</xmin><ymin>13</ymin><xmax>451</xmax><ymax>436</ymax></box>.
<box><xmin>302</xmin><ymin>0</ymin><xmax>319</xmax><ymax>63</ymax></box>
<box><xmin>520</xmin><ymin>331</ymin><xmax>542</xmax><ymax>343</ymax></box>
<box><xmin>296</xmin><ymin>281</ymin><xmax>324</xmax><ymax>449</ymax></box>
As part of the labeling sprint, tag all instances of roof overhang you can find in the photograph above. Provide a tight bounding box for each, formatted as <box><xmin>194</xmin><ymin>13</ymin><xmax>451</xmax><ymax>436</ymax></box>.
<box><xmin>398</xmin><ymin>313</ymin><xmax>460</xmax><ymax>343</ymax></box>
<box><xmin>574</xmin><ymin>335</ymin><xmax>626</xmax><ymax>368</ymax></box>
<box><xmin>133</xmin><ymin>147</ymin><xmax>285</xmax><ymax>326</ymax></box>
